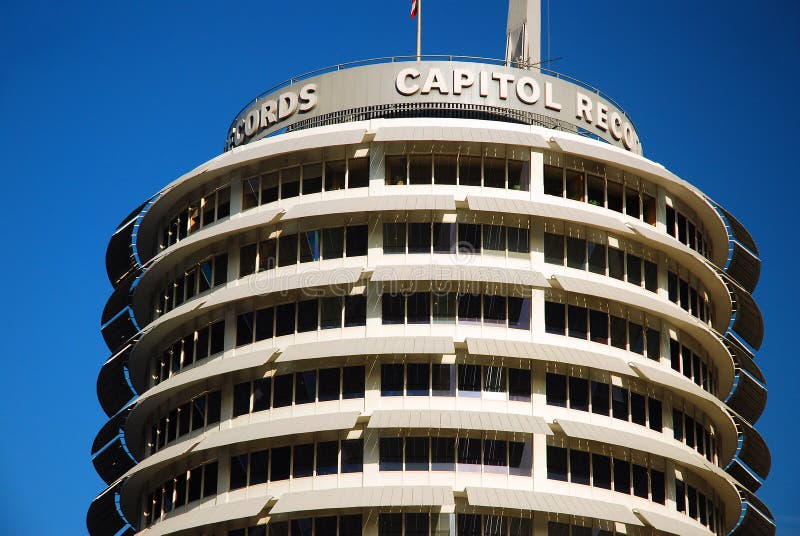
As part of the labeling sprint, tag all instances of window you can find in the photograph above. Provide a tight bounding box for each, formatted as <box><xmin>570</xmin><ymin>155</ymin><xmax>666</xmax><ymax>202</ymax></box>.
<box><xmin>405</xmin><ymin>437</ymin><xmax>429</xmax><ymax>470</ymax></box>
<box><xmin>349</xmin><ymin>157</ymin><xmax>369</xmax><ymax>188</ymax></box>
<box><xmin>409</xmin><ymin>155</ymin><xmax>432</xmax><ymax>184</ymax></box>
<box><xmin>457</xmin><ymin>437</ymin><xmax>481</xmax><ymax>466</ymax></box>
<box><xmin>508</xmin><ymin>297</ymin><xmax>531</xmax><ymax>330</ymax></box>
<box><xmin>384</xmin><ymin>223</ymin><xmax>405</xmax><ymax>253</ymax></box>
<box><xmin>569</xmin><ymin>377</ymin><xmax>589</xmax><ymax>411</ymax></box>
<box><xmin>408</xmin><ymin>223</ymin><xmax>431</xmax><ymax>253</ymax></box>
<box><xmin>386</xmin><ymin>156</ymin><xmax>407</xmax><ymax>185</ymax></box>
<box><xmin>631</xmin><ymin>392</ymin><xmax>646</xmax><ymax>426</ymax></box>
<box><xmin>326</xmin><ymin>160</ymin><xmax>346</xmax><ymax>191</ymax></box>
<box><xmin>316</xmin><ymin>441</ymin><xmax>338</xmax><ymax>476</ymax></box>
<box><xmin>546</xmin><ymin>445</ymin><xmax>568</xmax><ymax>481</ymax></box>
<box><xmin>318</xmin><ymin>368</ymin><xmax>340</xmax><ymax>402</ymax></box>
<box><xmin>544</xmin><ymin>233</ymin><xmax>564</xmax><ymax>265</ymax></box>
<box><xmin>273</xmin><ymin>374</ymin><xmax>293</xmax><ymax>407</ymax></box>
<box><xmin>483</xmin><ymin>295</ymin><xmax>506</xmax><ymax>325</ymax></box>
<box><xmin>434</xmin><ymin>155</ymin><xmax>458</xmax><ymax>184</ymax></box>
<box><xmin>458</xmin><ymin>365</ymin><xmax>481</xmax><ymax>393</ymax></box>
<box><xmin>302</xmin><ymin>163</ymin><xmax>322</xmax><ymax>194</ymax></box>
<box><xmin>566</xmin><ymin>237</ymin><xmax>586</xmax><ymax>269</ymax></box>
<box><xmin>300</xmin><ymin>231</ymin><xmax>320</xmax><ymax>263</ymax></box>
<box><xmin>322</xmin><ymin>227</ymin><xmax>344</xmax><ymax>259</ymax></box>
<box><xmin>608</xmin><ymin>248</ymin><xmax>624</xmax><ymax>280</ymax></box>
<box><xmin>432</xmin><ymin>364</ymin><xmax>453</xmax><ymax>396</ymax></box>
<box><xmin>649</xmin><ymin>398</ymin><xmax>663</xmax><ymax>432</ymax></box>
<box><xmin>344</xmin><ymin>295</ymin><xmax>366</xmax><ymax>327</ymax></box>
<box><xmin>613</xmin><ymin>459</ymin><xmax>630</xmax><ymax>494</ymax></box>
<box><xmin>484</xmin><ymin>157</ymin><xmax>505</xmax><ymax>188</ymax></box>
<box><xmin>570</xmin><ymin>450</ymin><xmax>590</xmax><ymax>485</ymax></box>
<box><xmin>612</xmin><ymin>385</ymin><xmax>628</xmax><ymax>420</ymax></box>
<box><xmin>483</xmin><ymin>225</ymin><xmax>506</xmax><ymax>251</ymax></box>
<box><xmin>432</xmin><ymin>437</ymin><xmax>455</xmax><ymax>470</ymax></box>
<box><xmin>567</xmin><ymin>305</ymin><xmax>587</xmax><ymax>339</ymax></box>
<box><xmin>270</xmin><ymin>446</ymin><xmax>290</xmax><ymax>481</ymax></box>
<box><xmin>592</xmin><ymin>453</ymin><xmax>611</xmax><ymax>489</ymax></box>
<box><xmin>508</xmin><ymin>227</ymin><xmax>529</xmax><ymax>253</ymax></box>
<box><xmin>259</xmin><ymin>239</ymin><xmax>276</xmax><ymax>272</ymax></box>
<box><xmin>382</xmin><ymin>294</ymin><xmax>404</xmax><ymax>324</ymax></box>
<box><xmin>233</xmin><ymin>381</ymin><xmax>251</xmax><ymax>417</ymax></box>
<box><xmin>293</xmin><ymin>444</ymin><xmax>314</xmax><ymax>477</ymax></box>
<box><xmin>295</xmin><ymin>370</ymin><xmax>316</xmax><ymax>404</ymax></box>
<box><xmin>483</xmin><ymin>439</ymin><xmax>506</xmax><ymax>467</ymax></box>
<box><xmin>433</xmin><ymin>292</ymin><xmax>456</xmax><ymax>323</ymax></box>
<box><xmin>433</xmin><ymin>223</ymin><xmax>456</xmax><ymax>253</ymax></box>
<box><xmin>381</xmin><ymin>364</ymin><xmax>404</xmax><ymax>396</ymax></box>
<box><xmin>544</xmin><ymin>165</ymin><xmax>563</xmax><ymax>196</ymax></box>
<box><xmin>380</xmin><ymin>438</ymin><xmax>403</xmax><ymax>471</ymax></box>
<box><xmin>240</xmin><ymin>244</ymin><xmax>257</xmax><ymax>277</ymax></box>
<box><xmin>565</xmin><ymin>170</ymin><xmax>584</xmax><ymax>201</ymax></box>
<box><xmin>342</xmin><ymin>366</ymin><xmax>365</xmax><ymax>399</ymax></box>
<box><xmin>509</xmin><ymin>368</ymin><xmax>531</xmax><ymax>401</ymax></box>
<box><xmin>297</xmin><ymin>299</ymin><xmax>318</xmax><ymax>333</ymax></box>
<box><xmin>589</xmin><ymin>310</ymin><xmax>609</xmax><ymax>344</ymax></box>
<box><xmin>407</xmin><ymin>364</ymin><xmax>430</xmax><ymax>396</ymax></box>
<box><xmin>546</xmin><ymin>373</ymin><xmax>567</xmax><ymax>407</ymax></box>
<box><xmin>250</xmin><ymin>450</ymin><xmax>268</xmax><ymax>485</ymax></box>
<box><xmin>320</xmin><ymin>297</ymin><xmax>342</xmax><ymax>329</ymax></box>
<box><xmin>230</xmin><ymin>454</ymin><xmax>248</xmax><ymax>490</ymax></box>
<box><xmin>460</xmin><ymin>156</ymin><xmax>482</xmax><ymax>186</ymax></box>
<box><xmin>587</xmin><ymin>241</ymin><xmax>606</xmax><ymax>274</ymax></box>
<box><xmin>282</xmin><ymin>167</ymin><xmax>300</xmax><ymax>198</ymax></box>
<box><xmin>275</xmin><ymin>302</ymin><xmax>296</xmax><ymax>336</ymax></box>
<box><xmin>591</xmin><ymin>381</ymin><xmax>610</xmax><ymax>416</ymax></box>
<box><xmin>458</xmin><ymin>293</ymin><xmax>481</xmax><ymax>324</ymax></box>
<box><xmin>545</xmin><ymin>302</ymin><xmax>565</xmax><ymax>335</ymax></box>
<box><xmin>407</xmin><ymin>292</ymin><xmax>431</xmax><ymax>324</ymax></box>
<box><xmin>458</xmin><ymin>224</ymin><xmax>481</xmax><ymax>253</ymax></box>
<box><xmin>278</xmin><ymin>234</ymin><xmax>297</xmax><ymax>267</ymax></box>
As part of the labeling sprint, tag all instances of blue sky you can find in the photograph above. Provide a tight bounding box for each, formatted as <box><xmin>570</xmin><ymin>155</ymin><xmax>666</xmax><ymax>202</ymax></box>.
<box><xmin>0</xmin><ymin>0</ymin><xmax>797</xmax><ymax>534</ymax></box>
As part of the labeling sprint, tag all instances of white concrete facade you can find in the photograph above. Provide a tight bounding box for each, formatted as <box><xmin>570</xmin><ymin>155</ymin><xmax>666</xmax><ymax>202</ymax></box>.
<box><xmin>90</xmin><ymin>65</ymin><xmax>771</xmax><ymax>536</ymax></box>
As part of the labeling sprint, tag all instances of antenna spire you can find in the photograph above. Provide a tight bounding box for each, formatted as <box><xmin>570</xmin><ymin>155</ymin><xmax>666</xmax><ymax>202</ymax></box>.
<box><xmin>505</xmin><ymin>0</ymin><xmax>541</xmax><ymax>68</ymax></box>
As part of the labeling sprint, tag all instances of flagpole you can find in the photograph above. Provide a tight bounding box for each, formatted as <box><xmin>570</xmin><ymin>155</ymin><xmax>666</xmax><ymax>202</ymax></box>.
<box><xmin>416</xmin><ymin>0</ymin><xmax>422</xmax><ymax>60</ymax></box>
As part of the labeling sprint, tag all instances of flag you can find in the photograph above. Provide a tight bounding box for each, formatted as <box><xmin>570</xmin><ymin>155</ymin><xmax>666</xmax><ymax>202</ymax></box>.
<box><xmin>411</xmin><ymin>0</ymin><xmax>418</xmax><ymax>18</ymax></box>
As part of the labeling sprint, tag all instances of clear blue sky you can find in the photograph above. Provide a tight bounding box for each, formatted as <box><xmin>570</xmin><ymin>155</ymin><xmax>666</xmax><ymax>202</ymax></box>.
<box><xmin>0</xmin><ymin>1</ymin><xmax>797</xmax><ymax>534</ymax></box>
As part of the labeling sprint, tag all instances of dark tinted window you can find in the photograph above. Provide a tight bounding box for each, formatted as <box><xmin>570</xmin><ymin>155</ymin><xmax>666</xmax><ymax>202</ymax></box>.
<box><xmin>233</xmin><ymin>381</ymin><xmax>251</xmax><ymax>417</ymax></box>
<box><xmin>543</xmin><ymin>233</ymin><xmax>564</xmax><ymax>265</ymax></box>
<box><xmin>408</xmin><ymin>223</ymin><xmax>431</xmax><ymax>253</ymax></box>
<box><xmin>547</xmin><ymin>446</ymin><xmax>568</xmax><ymax>481</ymax></box>
<box><xmin>591</xmin><ymin>381</ymin><xmax>610</xmax><ymax>415</ymax></box>
<box><xmin>316</xmin><ymin>441</ymin><xmax>338</xmax><ymax>476</ymax></box>
<box><xmin>613</xmin><ymin>459</ymin><xmax>630</xmax><ymax>493</ymax></box>
<box><xmin>380</xmin><ymin>438</ymin><xmax>403</xmax><ymax>471</ymax></box>
<box><xmin>278</xmin><ymin>234</ymin><xmax>297</xmax><ymax>267</ymax></box>
<box><xmin>458</xmin><ymin>364</ymin><xmax>481</xmax><ymax>392</ymax></box>
<box><xmin>381</xmin><ymin>364</ymin><xmax>403</xmax><ymax>396</ymax></box>
<box><xmin>433</xmin><ymin>223</ymin><xmax>456</xmax><ymax>253</ymax></box>
<box><xmin>569</xmin><ymin>377</ymin><xmax>589</xmax><ymax>411</ymax></box>
<box><xmin>346</xmin><ymin>225</ymin><xmax>368</xmax><ymax>257</ymax></box>
<box><xmin>275</xmin><ymin>303</ymin><xmax>295</xmax><ymax>336</ymax></box>
<box><xmin>273</xmin><ymin>374</ymin><xmax>293</xmax><ymax>408</ymax></box>
<box><xmin>230</xmin><ymin>454</ymin><xmax>248</xmax><ymax>489</ymax></box>
<box><xmin>318</xmin><ymin>368</ymin><xmax>340</xmax><ymax>402</ymax></box>
<box><xmin>570</xmin><ymin>450</ymin><xmax>590</xmax><ymax>485</ymax></box>
<box><xmin>270</xmin><ymin>446</ymin><xmax>290</xmax><ymax>481</ymax></box>
<box><xmin>592</xmin><ymin>453</ymin><xmax>611</xmax><ymax>489</ymax></box>
<box><xmin>545</xmin><ymin>302</ymin><xmax>565</xmax><ymax>335</ymax></box>
<box><xmin>344</xmin><ymin>295</ymin><xmax>367</xmax><ymax>327</ymax></box>
<box><xmin>382</xmin><ymin>294</ymin><xmax>405</xmax><ymax>324</ymax></box>
<box><xmin>384</xmin><ymin>223</ymin><xmax>405</xmax><ymax>253</ymax></box>
<box><xmin>566</xmin><ymin>237</ymin><xmax>586</xmax><ymax>269</ymax></box>
<box><xmin>295</xmin><ymin>370</ymin><xmax>316</xmax><ymax>404</ymax></box>
<box><xmin>458</xmin><ymin>223</ymin><xmax>481</xmax><ymax>253</ymax></box>
<box><xmin>405</xmin><ymin>437</ymin><xmax>429</xmax><ymax>470</ymax></box>
<box><xmin>407</xmin><ymin>363</ymin><xmax>430</xmax><ymax>396</ymax></box>
<box><xmin>546</xmin><ymin>373</ymin><xmax>567</xmax><ymax>407</ymax></box>
<box><xmin>322</xmin><ymin>227</ymin><xmax>344</xmax><ymax>259</ymax></box>
<box><xmin>343</xmin><ymin>366</ymin><xmax>365</xmax><ymax>399</ymax></box>
<box><xmin>293</xmin><ymin>444</ymin><xmax>314</xmax><ymax>478</ymax></box>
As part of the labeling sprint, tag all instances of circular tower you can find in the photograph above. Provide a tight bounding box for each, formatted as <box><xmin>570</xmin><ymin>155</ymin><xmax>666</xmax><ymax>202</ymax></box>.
<box><xmin>88</xmin><ymin>14</ymin><xmax>772</xmax><ymax>536</ymax></box>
